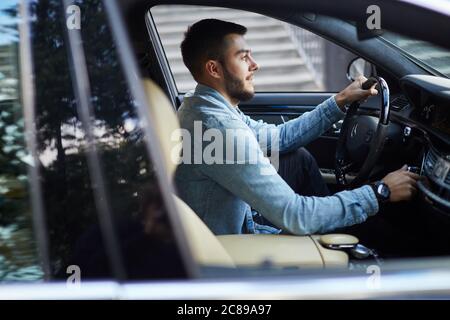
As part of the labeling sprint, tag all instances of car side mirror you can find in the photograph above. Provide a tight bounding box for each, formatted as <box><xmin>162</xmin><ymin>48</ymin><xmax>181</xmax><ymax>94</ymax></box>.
<box><xmin>347</xmin><ymin>57</ymin><xmax>376</xmax><ymax>81</ymax></box>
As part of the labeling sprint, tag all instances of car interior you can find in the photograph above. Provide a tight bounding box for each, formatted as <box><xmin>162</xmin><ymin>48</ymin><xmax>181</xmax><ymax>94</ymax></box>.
<box><xmin>115</xmin><ymin>0</ymin><xmax>450</xmax><ymax>275</ymax></box>
<box><xmin>1</xmin><ymin>0</ymin><xmax>450</xmax><ymax>292</ymax></box>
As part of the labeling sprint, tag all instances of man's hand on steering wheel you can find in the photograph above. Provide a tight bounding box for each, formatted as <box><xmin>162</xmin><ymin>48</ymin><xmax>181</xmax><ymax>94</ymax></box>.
<box><xmin>334</xmin><ymin>75</ymin><xmax>379</xmax><ymax>110</ymax></box>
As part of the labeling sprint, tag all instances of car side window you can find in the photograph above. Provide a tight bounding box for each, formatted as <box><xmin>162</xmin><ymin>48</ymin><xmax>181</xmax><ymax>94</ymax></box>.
<box><xmin>74</xmin><ymin>0</ymin><xmax>188</xmax><ymax>281</ymax></box>
<box><xmin>149</xmin><ymin>5</ymin><xmax>356</xmax><ymax>93</ymax></box>
<box><xmin>0</xmin><ymin>1</ymin><xmax>44</xmax><ymax>282</ymax></box>
<box><xmin>28</xmin><ymin>0</ymin><xmax>187</xmax><ymax>281</ymax></box>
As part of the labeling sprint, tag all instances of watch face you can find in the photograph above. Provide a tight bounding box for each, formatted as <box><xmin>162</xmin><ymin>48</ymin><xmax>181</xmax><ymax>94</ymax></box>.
<box><xmin>377</xmin><ymin>183</ymin><xmax>390</xmax><ymax>199</ymax></box>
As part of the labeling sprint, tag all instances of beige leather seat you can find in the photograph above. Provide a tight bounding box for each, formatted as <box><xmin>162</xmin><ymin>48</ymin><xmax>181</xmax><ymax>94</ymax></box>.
<box><xmin>143</xmin><ymin>79</ymin><xmax>358</xmax><ymax>269</ymax></box>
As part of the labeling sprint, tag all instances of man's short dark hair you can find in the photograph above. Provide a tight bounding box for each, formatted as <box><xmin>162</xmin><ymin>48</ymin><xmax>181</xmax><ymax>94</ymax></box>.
<box><xmin>180</xmin><ymin>19</ymin><xmax>247</xmax><ymax>80</ymax></box>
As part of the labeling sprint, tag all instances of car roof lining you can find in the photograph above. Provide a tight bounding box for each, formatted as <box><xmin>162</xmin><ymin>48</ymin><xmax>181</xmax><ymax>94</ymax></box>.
<box><xmin>120</xmin><ymin>0</ymin><xmax>450</xmax><ymax>50</ymax></box>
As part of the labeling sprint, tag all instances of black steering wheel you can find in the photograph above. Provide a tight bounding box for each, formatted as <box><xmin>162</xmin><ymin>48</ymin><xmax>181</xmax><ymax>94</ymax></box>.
<box><xmin>335</xmin><ymin>76</ymin><xmax>391</xmax><ymax>188</ymax></box>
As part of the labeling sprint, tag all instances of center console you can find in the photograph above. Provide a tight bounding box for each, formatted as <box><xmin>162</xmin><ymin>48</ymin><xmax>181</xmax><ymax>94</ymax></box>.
<box><xmin>419</xmin><ymin>147</ymin><xmax>450</xmax><ymax>213</ymax></box>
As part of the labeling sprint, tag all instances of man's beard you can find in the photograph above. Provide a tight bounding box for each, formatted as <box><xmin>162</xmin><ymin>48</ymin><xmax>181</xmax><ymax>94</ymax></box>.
<box><xmin>222</xmin><ymin>63</ymin><xmax>255</xmax><ymax>102</ymax></box>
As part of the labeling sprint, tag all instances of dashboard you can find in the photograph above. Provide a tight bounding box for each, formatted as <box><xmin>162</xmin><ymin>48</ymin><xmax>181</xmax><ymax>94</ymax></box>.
<box><xmin>344</xmin><ymin>74</ymin><xmax>450</xmax><ymax>256</ymax></box>
<box><xmin>401</xmin><ymin>75</ymin><xmax>450</xmax><ymax>139</ymax></box>
<box><xmin>397</xmin><ymin>75</ymin><xmax>450</xmax><ymax>214</ymax></box>
<box><xmin>419</xmin><ymin>103</ymin><xmax>450</xmax><ymax>136</ymax></box>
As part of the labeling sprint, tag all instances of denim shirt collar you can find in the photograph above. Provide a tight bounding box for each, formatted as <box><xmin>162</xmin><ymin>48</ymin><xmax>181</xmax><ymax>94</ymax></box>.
<box><xmin>194</xmin><ymin>83</ymin><xmax>241</xmax><ymax>117</ymax></box>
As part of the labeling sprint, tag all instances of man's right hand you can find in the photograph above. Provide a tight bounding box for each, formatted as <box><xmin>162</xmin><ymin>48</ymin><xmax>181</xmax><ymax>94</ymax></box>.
<box><xmin>335</xmin><ymin>75</ymin><xmax>378</xmax><ymax>109</ymax></box>
<box><xmin>382</xmin><ymin>165</ymin><xmax>421</xmax><ymax>202</ymax></box>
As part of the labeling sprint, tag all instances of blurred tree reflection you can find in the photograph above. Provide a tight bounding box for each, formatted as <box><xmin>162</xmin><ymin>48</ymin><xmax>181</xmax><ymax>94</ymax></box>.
<box><xmin>0</xmin><ymin>0</ymin><xmax>180</xmax><ymax>280</ymax></box>
<box><xmin>30</xmin><ymin>0</ymin><xmax>158</xmax><ymax>276</ymax></box>
<box><xmin>0</xmin><ymin>2</ymin><xmax>42</xmax><ymax>281</ymax></box>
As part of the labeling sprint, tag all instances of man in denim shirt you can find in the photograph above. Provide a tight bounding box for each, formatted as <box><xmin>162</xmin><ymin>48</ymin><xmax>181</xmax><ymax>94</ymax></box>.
<box><xmin>175</xmin><ymin>19</ymin><xmax>419</xmax><ymax>236</ymax></box>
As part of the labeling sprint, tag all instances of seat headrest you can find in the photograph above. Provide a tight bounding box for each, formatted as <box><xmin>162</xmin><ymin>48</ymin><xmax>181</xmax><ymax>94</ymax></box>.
<box><xmin>142</xmin><ymin>79</ymin><xmax>181</xmax><ymax>180</ymax></box>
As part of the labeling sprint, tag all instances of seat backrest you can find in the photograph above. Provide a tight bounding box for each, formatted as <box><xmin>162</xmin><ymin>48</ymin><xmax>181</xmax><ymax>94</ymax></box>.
<box><xmin>142</xmin><ymin>80</ymin><xmax>180</xmax><ymax>180</ymax></box>
<box><xmin>142</xmin><ymin>79</ymin><xmax>234</xmax><ymax>267</ymax></box>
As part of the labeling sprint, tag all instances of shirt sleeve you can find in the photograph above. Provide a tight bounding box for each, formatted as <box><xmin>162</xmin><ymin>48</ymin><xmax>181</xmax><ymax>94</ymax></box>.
<box><xmin>238</xmin><ymin>95</ymin><xmax>345</xmax><ymax>154</ymax></box>
<box><xmin>198</xmin><ymin>114</ymin><xmax>379</xmax><ymax>235</ymax></box>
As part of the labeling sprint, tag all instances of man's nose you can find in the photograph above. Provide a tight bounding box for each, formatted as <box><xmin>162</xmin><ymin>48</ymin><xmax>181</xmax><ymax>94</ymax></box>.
<box><xmin>249</xmin><ymin>56</ymin><xmax>259</xmax><ymax>71</ymax></box>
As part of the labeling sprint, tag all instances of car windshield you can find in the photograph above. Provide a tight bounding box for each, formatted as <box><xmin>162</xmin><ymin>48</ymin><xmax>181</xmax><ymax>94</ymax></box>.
<box><xmin>381</xmin><ymin>32</ymin><xmax>450</xmax><ymax>78</ymax></box>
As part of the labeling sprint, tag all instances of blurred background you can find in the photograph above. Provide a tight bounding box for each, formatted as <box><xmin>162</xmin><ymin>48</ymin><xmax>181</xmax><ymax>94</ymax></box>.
<box><xmin>151</xmin><ymin>5</ymin><xmax>356</xmax><ymax>93</ymax></box>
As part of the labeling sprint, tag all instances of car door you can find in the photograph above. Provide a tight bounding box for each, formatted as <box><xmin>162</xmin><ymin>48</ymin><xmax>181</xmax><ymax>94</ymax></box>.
<box><xmin>148</xmin><ymin>5</ymin><xmax>360</xmax><ymax>190</ymax></box>
<box><xmin>0</xmin><ymin>0</ymin><xmax>195</xmax><ymax>291</ymax></box>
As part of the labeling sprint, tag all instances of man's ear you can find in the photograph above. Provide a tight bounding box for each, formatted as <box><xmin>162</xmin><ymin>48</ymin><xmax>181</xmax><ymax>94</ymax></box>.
<box><xmin>205</xmin><ymin>60</ymin><xmax>222</xmax><ymax>79</ymax></box>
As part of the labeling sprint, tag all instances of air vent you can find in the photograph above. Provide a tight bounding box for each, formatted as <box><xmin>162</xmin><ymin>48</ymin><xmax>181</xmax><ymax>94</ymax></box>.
<box><xmin>424</xmin><ymin>150</ymin><xmax>450</xmax><ymax>187</ymax></box>
<box><xmin>424</xmin><ymin>149</ymin><xmax>438</xmax><ymax>175</ymax></box>
<box><xmin>445</xmin><ymin>172</ymin><xmax>450</xmax><ymax>185</ymax></box>
<box><xmin>390</xmin><ymin>96</ymin><xmax>410</xmax><ymax>111</ymax></box>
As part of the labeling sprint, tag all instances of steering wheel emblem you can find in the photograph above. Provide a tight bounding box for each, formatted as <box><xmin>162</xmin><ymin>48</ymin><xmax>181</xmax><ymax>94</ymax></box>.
<box><xmin>350</xmin><ymin>123</ymin><xmax>358</xmax><ymax>138</ymax></box>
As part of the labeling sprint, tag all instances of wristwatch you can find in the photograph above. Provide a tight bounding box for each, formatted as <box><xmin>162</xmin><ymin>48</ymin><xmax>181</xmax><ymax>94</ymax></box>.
<box><xmin>370</xmin><ymin>181</ymin><xmax>391</xmax><ymax>204</ymax></box>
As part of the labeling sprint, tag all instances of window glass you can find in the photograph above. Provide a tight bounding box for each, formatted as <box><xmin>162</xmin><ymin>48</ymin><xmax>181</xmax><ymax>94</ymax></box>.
<box><xmin>29</xmin><ymin>0</ymin><xmax>98</xmax><ymax>279</ymax></box>
<box><xmin>382</xmin><ymin>32</ymin><xmax>450</xmax><ymax>78</ymax></box>
<box><xmin>150</xmin><ymin>5</ymin><xmax>356</xmax><ymax>93</ymax></box>
<box><xmin>77</xmin><ymin>0</ymin><xmax>188</xmax><ymax>280</ymax></box>
<box><xmin>30</xmin><ymin>0</ymin><xmax>187</xmax><ymax>280</ymax></box>
<box><xmin>0</xmin><ymin>0</ymin><xmax>44</xmax><ymax>282</ymax></box>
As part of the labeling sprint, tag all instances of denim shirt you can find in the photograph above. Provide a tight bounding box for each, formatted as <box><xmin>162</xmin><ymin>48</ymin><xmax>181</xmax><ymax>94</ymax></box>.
<box><xmin>175</xmin><ymin>84</ymin><xmax>379</xmax><ymax>235</ymax></box>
